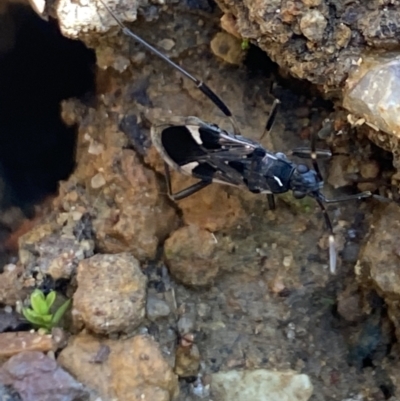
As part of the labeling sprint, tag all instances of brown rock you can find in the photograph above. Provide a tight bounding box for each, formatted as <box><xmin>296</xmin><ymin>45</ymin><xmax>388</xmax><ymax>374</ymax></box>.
<box><xmin>334</xmin><ymin>23</ymin><xmax>351</xmax><ymax>49</ymax></box>
<box><xmin>356</xmin><ymin>202</ymin><xmax>400</xmax><ymax>340</ymax></box>
<box><xmin>302</xmin><ymin>0</ymin><xmax>321</xmax><ymax>6</ymax></box>
<box><xmin>337</xmin><ymin>285</ymin><xmax>363</xmax><ymax>323</ymax></box>
<box><xmin>58</xmin><ymin>333</ymin><xmax>179</xmax><ymax>401</ymax></box>
<box><xmin>210</xmin><ymin>32</ymin><xmax>244</xmax><ymax>65</ymax></box>
<box><xmin>164</xmin><ymin>225</ymin><xmax>220</xmax><ymax>287</ymax></box>
<box><xmin>0</xmin><ymin>332</ymin><xmax>54</xmax><ymax>359</ymax></box>
<box><xmin>220</xmin><ymin>13</ymin><xmax>241</xmax><ymax>39</ymax></box>
<box><xmin>73</xmin><ymin>253</ymin><xmax>147</xmax><ymax>335</ymax></box>
<box><xmin>174</xmin><ymin>337</ymin><xmax>201</xmax><ymax>378</ymax></box>
<box><xmin>19</xmin><ymin>215</ymin><xmax>94</xmax><ymax>280</ymax></box>
<box><xmin>359</xmin><ymin>160</ymin><xmax>380</xmax><ymax>180</ymax></box>
<box><xmin>77</xmin><ymin>128</ymin><xmax>178</xmax><ymax>260</ymax></box>
<box><xmin>327</xmin><ymin>155</ymin><xmax>353</xmax><ymax>189</ymax></box>
<box><xmin>0</xmin><ymin>264</ymin><xmax>27</xmax><ymax>305</ymax></box>
<box><xmin>214</xmin><ymin>0</ymin><xmax>396</xmax><ymax>93</ymax></box>
<box><xmin>179</xmin><ymin>183</ymin><xmax>245</xmax><ymax>231</ymax></box>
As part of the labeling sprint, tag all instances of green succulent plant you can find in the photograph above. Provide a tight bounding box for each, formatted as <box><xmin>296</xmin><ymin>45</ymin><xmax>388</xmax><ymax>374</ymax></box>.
<box><xmin>22</xmin><ymin>289</ymin><xmax>71</xmax><ymax>332</ymax></box>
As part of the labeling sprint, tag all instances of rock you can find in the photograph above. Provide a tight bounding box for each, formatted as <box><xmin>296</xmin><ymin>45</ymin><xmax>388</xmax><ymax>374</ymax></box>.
<box><xmin>164</xmin><ymin>225</ymin><xmax>220</xmax><ymax>286</ymax></box>
<box><xmin>74</xmin><ymin>122</ymin><xmax>178</xmax><ymax>261</ymax></box>
<box><xmin>356</xmin><ymin>202</ymin><xmax>400</xmax><ymax>340</ymax></box>
<box><xmin>211</xmin><ymin>0</ymin><xmax>400</xmax><ymax>95</ymax></box>
<box><xmin>0</xmin><ymin>264</ymin><xmax>27</xmax><ymax>306</ymax></box>
<box><xmin>299</xmin><ymin>10</ymin><xmax>327</xmax><ymax>43</ymax></box>
<box><xmin>302</xmin><ymin>0</ymin><xmax>321</xmax><ymax>7</ymax></box>
<box><xmin>327</xmin><ymin>155</ymin><xmax>355</xmax><ymax>189</ymax></box>
<box><xmin>360</xmin><ymin>160</ymin><xmax>380</xmax><ymax>180</ymax></box>
<box><xmin>174</xmin><ymin>335</ymin><xmax>200</xmax><ymax>378</ymax></box>
<box><xmin>177</xmin><ymin>306</ymin><xmax>196</xmax><ymax>335</ymax></box>
<box><xmin>146</xmin><ymin>294</ymin><xmax>171</xmax><ymax>321</ymax></box>
<box><xmin>0</xmin><ymin>351</ymin><xmax>89</xmax><ymax>401</ymax></box>
<box><xmin>97</xmin><ymin>45</ymin><xmax>131</xmax><ymax>72</ymax></box>
<box><xmin>172</xmin><ymin>178</ymin><xmax>246</xmax><ymax>232</ymax></box>
<box><xmin>0</xmin><ymin>383</ymin><xmax>22</xmax><ymax>401</ymax></box>
<box><xmin>334</xmin><ymin>23</ymin><xmax>352</xmax><ymax>49</ymax></box>
<box><xmin>0</xmin><ymin>308</ymin><xmax>27</xmax><ymax>332</ymax></box>
<box><xmin>358</xmin><ymin>9</ymin><xmax>400</xmax><ymax>49</ymax></box>
<box><xmin>56</xmin><ymin>0</ymin><xmax>138</xmax><ymax>39</ymax></box>
<box><xmin>220</xmin><ymin>13</ymin><xmax>241</xmax><ymax>39</ymax></box>
<box><xmin>157</xmin><ymin>39</ymin><xmax>175</xmax><ymax>52</ymax></box>
<box><xmin>343</xmin><ymin>53</ymin><xmax>400</xmax><ymax>147</ymax></box>
<box><xmin>0</xmin><ymin>332</ymin><xmax>55</xmax><ymax>359</ymax></box>
<box><xmin>210</xmin><ymin>32</ymin><xmax>244</xmax><ymax>65</ymax></box>
<box><xmin>19</xmin><ymin>214</ymin><xmax>95</xmax><ymax>280</ymax></box>
<box><xmin>211</xmin><ymin>369</ymin><xmax>313</xmax><ymax>401</ymax></box>
<box><xmin>73</xmin><ymin>253</ymin><xmax>147</xmax><ymax>335</ymax></box>
<box><xmin>58</xmin><ymin>333</ymin><xmax>179</xmax><ymax>401</ymax></box>
<box><xmin>337</xmin><ymin>284</ymin><xmax>363</xmax><ymax>323</ymax></box>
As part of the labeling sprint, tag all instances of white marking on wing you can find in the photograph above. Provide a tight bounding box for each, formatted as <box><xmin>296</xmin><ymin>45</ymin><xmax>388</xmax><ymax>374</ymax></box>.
<box><xmin>186</xmin><ymin>125</ymin><xmax>203</xmax><ymax>144</ymax></box>
<box><xmin>273</xmin><ymin>175</ymin><xmax>283</xmax><ymax>186</ymax></box>
<box><xmin>181</xmin><ymin>161</ymin><xmax>199</xmax><ymax>174</ymax></box>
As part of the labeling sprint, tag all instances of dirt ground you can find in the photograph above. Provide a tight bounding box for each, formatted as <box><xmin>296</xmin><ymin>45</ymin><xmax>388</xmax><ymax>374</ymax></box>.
<box><xmin>1</xmin><ymin>1</ymin><xmax>400</xmax><ymax>400</ymax></box>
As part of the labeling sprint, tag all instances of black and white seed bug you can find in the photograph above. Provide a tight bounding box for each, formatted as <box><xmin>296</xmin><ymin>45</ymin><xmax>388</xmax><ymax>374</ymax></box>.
<box><xmin>98</xmin><ymin>0</ymin><xmax>373</xmax><ymax>273</ymax></box>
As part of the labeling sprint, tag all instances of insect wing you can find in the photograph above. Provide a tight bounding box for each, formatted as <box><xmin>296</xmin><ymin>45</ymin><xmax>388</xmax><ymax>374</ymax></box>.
<box><xmin>151</xmin><ymin>117</ymin><xmax>259</xmax><ymax>188</ymax></box>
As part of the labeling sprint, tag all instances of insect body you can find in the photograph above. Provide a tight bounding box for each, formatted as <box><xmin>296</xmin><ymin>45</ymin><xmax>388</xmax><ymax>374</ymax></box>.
<box><xmin>151</xmin><ymin>116</ymin><xmax>322</xmax><ymax>200</ymax></box>
<box><xmin>98</xmin><ymin>0</ymin><xmax>372</xmax><ymax>273</ymax></box>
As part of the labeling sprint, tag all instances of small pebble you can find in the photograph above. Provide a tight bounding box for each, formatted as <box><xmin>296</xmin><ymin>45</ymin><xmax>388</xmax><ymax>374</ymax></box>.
<box><xmin>146</xmin><ymin>295</ymin><xmax>171</xmax><ymax>321</ymax></box>
<box><xmin>4</xmin><ymin>306</ymin><xmax>12</xmax><ymax>313</ymax></box>
<box><xmin>158</xmin><ymin>39</ymin><xmax>175</xmax><ymax>51</ymax></box>
<box><xmin>91</xmin><ymin>173</ymin><xmax>106</xmax><ymax>189</ymax></box>
<box><xmin>283</xmin><ymin>256</ymin><xmax>292</xmax><ymax>267</ymax></box>
<box><xmin>177</xmin><ymin>314</ymin><xmax>196</xmax><ymax>335</ymax></box>
<box><xmin>360</xmin><ymin>160</ymin><xmax>380</xmax><ymax>179</ymax></box>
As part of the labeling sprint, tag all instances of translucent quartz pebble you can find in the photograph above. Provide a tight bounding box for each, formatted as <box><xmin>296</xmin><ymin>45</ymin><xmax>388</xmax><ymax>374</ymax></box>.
<box><xmin>343</xmin><ymin>53</ymin><xmax>400</xmax><ymax>137</ymax></box>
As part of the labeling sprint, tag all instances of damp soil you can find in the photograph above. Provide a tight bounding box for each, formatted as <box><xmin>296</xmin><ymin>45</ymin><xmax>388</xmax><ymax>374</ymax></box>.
<box><xmin>2</xmin><ymin>2</ymin><xmax>399</xmax><ymax>400</ymax></box>
<box><xmin>83</xmin><ymin>7</ymin><xmax>397</xmax><ymax>399</ymax></box>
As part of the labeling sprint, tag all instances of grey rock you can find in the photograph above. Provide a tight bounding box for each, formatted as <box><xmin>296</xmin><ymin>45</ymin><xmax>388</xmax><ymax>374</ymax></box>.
<box><xmin>0</xmin><ymin>351</ymin><xmax>89</xmax><ymax>401</ymax></box>
<box><xmin>146</xmin><ymin>294</ymin><xmax>171</xmax><ymax>321</ymax></box>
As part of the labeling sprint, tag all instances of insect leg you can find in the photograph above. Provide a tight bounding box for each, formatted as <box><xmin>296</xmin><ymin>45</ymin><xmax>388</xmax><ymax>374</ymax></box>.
<box><xmin>98</xmin><ymin>0</ymin><xmax>241</xmax><ymax>135</ymax></box>
<box><xmin>291</xmin><ymin>148</ymin><xmax>332</xmax><ymax>159</ymax></box>
<box><xmin>315</xmin><ymin>189</ymin><xmax>379</xmax><ymax>273</ymax></box>
<box><xmin>267</xmin><ymin>194</ymin><xmax>275</xmax><ymax>210</ymax></box>
<box><xmin>164</xmin><ymin>162</ymin><xmax>211</xmax><ymax>201</ymax></box>
<box><xmin>318</xmin><ymin>191</ymin><xmax>373</xmax><ymax>204</ymax></box>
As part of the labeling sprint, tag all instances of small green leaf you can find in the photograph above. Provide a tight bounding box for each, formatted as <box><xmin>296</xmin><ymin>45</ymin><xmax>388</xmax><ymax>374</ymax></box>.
<box><xmin>45</xmin><ymin>291</ymin><xmax>56</xmax><ymax>309</ymax></box>
<box><xmin>51</xmin><ymin>299</ymin><xmax>71</xmax><ymax>327</ymax></box>
<box><xmin>30</xmin><ymin>290</ymin><xmax>49</xmax><ymax>315</ymax></box>
<box><xmin>22</xmin><ymin>307</ymin><xmax>47</xmax><ymax>327</ymax></box>
<box><xmin>39</xmin><ymin>314</ymin><xmax>53</xmax><ymax>323</ymax></box>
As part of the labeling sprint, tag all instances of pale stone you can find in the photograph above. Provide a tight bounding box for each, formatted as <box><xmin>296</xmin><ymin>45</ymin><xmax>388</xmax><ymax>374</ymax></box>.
<box><xmin>211</xmin><ymin>369</ymin><xmax>313</xmax><ymax>401</ymax></box>
<box><xmin>344</xmin><ymin>53</ymin><xmax>400</xmax><ymax>138</ymax></box>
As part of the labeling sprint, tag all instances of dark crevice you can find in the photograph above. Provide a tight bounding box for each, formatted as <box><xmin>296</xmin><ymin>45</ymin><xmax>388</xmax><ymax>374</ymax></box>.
<box><xmin>0</xmin><ymin>4</ymin><xmax>96</xmax><ymax>218</ymax></box>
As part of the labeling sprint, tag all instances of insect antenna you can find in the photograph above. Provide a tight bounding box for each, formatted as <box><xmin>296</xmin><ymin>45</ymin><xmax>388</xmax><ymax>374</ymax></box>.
<box><xmin>259</xmin><ymin>98</ymin><xmax>280</xmax><ymax>141</ymax></box>
<box><xmin>98</xmin><ymin>0</ymin><xmax>241</xmax><ymax>135</ymax></box>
